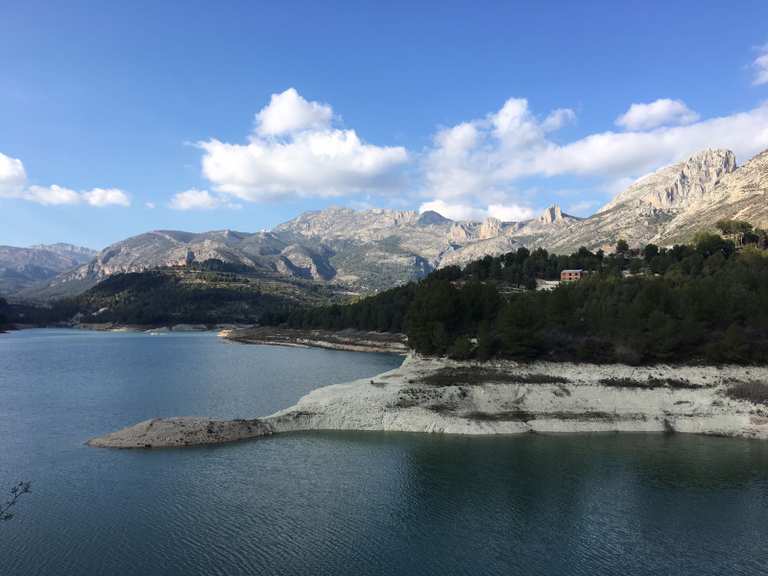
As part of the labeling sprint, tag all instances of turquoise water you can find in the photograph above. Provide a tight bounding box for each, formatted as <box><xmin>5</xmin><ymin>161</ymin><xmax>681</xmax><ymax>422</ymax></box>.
<box><xmin>2</xmin><ymin>329</ymin><xmax>768</xmax><ymax>575</ymax></box>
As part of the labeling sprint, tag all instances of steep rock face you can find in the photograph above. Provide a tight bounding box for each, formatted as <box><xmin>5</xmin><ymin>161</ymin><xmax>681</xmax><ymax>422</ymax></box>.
<box><xmin>479</xmin><ymin>217</ymin><xmax>503</xmax><ymax>239</ymax></box>
<box><xmin>538</xmin><ymin>204</ymin><xmax>567</xmax><ymax>224</ymax></box>
<box><xmin>601</xmin><ymin>149</ymin><xmax>737</xmax><ymax>213</ymax></box>
<box><xmin>277</xmin><ymin>244</ymin><xmax>336</xmax><ymax>281</ymax></box>
<box><xmin>656</xmin><ymin>149</ymin><xmax>768</xmax><ymax>244</ymax></box>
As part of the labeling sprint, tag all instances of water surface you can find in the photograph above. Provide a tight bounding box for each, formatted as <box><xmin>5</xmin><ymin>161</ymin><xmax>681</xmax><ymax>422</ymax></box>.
<box><xmin>2</xmin><ymin>329</ymin><xmax>767</xmax><ymax>575</ymax></box>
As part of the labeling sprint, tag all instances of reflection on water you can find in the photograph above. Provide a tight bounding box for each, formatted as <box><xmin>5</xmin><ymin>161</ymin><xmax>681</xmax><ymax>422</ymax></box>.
<box><xmin>2</xmin><ymin>330</ymin><xmax>768</xmax><ymax>575</ymax></box>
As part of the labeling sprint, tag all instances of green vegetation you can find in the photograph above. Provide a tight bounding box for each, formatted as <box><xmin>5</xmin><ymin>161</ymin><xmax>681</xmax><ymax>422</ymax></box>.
<box><xmin>0</xmin><ymin>297</ymin><xmax>9</xmax><ymax>330</ymax></box>
<box><xmin>11</xmin><ymin>264</ymin><xmax>345</xmax><ymax>326</ymax></box>
<box><xmin>264</xmin><ymin>224</ymin><xmax>768</xmax><ymax>365</ymax></box>
<box><xmin>726</xmin><ymin>381</ymin><xmax>768</xmax><ymax>405</ymax></box>
<box><xmin>420</xmin><ymin>367</ymin><xmax>570</xmax><ymax>387</ymax></box>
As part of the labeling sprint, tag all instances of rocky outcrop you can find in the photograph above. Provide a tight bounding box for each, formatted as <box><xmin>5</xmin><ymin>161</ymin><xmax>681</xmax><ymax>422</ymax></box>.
<box><xmin>601</xmin><ymin>149</ymin><xmax>737</xmax><ymax>213</ymax></box>
<box><xmin>537</xmin><ymin>204</ymin><xmax>567</xmax><ymax>224</ymax></box>
<box><xmin>479</xmin><ymin>217</ymin><xmax>503</xmax><ymax>239</ymax></box>
<box><xmin>88</xmin><ymin>355</ymin><xmax>768</xmax><ymax>448</ymax></box>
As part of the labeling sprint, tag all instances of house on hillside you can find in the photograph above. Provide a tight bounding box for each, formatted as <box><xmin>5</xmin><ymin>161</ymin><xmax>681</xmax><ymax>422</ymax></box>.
<box><xmin>560</xmin><ymin>269</ymin><xmax>587</xmax><ymax>282</ymax></box>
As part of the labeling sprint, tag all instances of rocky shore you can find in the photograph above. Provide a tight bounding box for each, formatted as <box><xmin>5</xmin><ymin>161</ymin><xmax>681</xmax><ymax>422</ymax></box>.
<box><xmin>88</xmin><ymin>355</ymin><xmax>768</xmax><ymax>448</ymax></box>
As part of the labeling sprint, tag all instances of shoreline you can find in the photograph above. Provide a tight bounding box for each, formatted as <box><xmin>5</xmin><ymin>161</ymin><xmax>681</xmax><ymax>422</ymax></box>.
<box><xmin>88</xmin><ymin>354</ymin><xmax>768</xmax><ymax>448</ymax></box>
<box><xmin>8</xmin><ymin>324</ymin><xmax>408</xmax><ymax>355</ymax></box>
<box><xmin>220</xmin><ymin>326</ymin><xmax>408</xmax><ymax>354</ymax></box>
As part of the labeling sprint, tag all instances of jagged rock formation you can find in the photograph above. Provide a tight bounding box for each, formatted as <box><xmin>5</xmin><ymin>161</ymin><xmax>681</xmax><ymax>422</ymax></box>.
<box><xmin>655</xmin><ymin>149</ymin><xmax>768</xmax><ymax>245</ymax></box>
<box><xmin>601</xmin><ymin>149</ymin><xmax>737</xmax><ymax>213</ymax></box>
<box><xmin>534</xmin><ymin>148</ymin><xmax>762</xmax><ymax>253</ymax></box>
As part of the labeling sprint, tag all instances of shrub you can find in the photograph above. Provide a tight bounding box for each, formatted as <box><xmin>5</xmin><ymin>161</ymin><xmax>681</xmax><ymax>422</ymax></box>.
<box><xmin>726</xmin><ymin>381</ymin><xmax>768</xmax><ymax>405</ymax></box>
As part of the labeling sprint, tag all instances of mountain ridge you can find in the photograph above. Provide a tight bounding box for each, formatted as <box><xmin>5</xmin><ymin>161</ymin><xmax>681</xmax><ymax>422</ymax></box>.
<box><xmin>4</xmin><ymin>146</ymin><xmax>767</xmax><ymax>300</ymax></box>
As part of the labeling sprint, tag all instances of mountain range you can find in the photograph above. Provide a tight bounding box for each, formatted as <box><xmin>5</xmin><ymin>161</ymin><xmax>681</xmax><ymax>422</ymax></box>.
<box><xmin>2</xmin><ymin>146</ymin><xmax>767</xmax><ymax>301</ymax></box>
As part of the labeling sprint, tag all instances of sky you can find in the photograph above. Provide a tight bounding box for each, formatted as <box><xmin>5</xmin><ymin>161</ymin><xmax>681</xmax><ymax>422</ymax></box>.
<box><xmin>1</xmin><ymin>0</ymin><xmax>768</xmax><ymax>249</ymax></box>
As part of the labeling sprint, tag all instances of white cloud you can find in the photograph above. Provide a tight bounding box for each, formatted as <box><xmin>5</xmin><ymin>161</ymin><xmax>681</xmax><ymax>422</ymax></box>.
<box><xmin>0</xmin><ymin>152</ymin><xmax>27</xmax><ymax>196</ymax></box>
<box><xmin>199</xmin><ymin>88</ymin><xmax>408</xmax><ymax>201</ymax></box>
<box><xmin>418</xmin><ymin>199</ymin><xmax>533</xmax><ymax>222</ymax></box>
<box><xmin>82</xmin><ymin>188</ymin><xmax>131</xmax><ymax>207</ymax></box>
<box><xmin>542</xmin><ymin>108</ymin><xmax>576</xmax><ymax>132</ymax></box>
<box><xmin>169</xmin><ymin>188</ymin><xmax>239</xmax><ymax>211</ymax></box>
<box><xmin>255</xmin><ymin>88</ymin><xmax>333</xmax><ymax>136</ymax></box>
<box><xmin>615</xmin><ymin>99</ymin><xmax>700</xmax><ymax>131</ymax></box>
<box><xmin>754</xmin><ymin>44</ymin><xmax>768</xmax><ymax>86</ymax></box>
<box><xmin>487</xmin><ymin>203</ymin><xmax>534</xmax><ymax>221</ymax></box>
<box><xmin>145</xmin><ymin>201</ymin><xmax>156</xmax><ymax>209</ymax></box>
<box><xmin>0</xmin><ymin>151</ymin><xmax>129</xmax><ymax>207</ymax></box>
<box><xmin>424</xmin><ymin>98</ymin><xmax>768</xmax><ymax>213</ymax></box>
<box><xmin>419</xmin><ymin>199</ymin><xmax>487</xmax><ymax>221</ymax></box>
<box><xmin>21</xmin><ymin>184</ymin><xmax>130</xmax><ymax>206</ymax></box>
<box><xmin>25</xmin><ymin>184</ymin><xmax>81</xmax><ymax>205</ymax></box>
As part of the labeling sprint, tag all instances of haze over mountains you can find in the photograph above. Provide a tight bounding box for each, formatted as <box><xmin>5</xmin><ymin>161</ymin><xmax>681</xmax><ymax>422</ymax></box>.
<box><xmin>2</xmin><ymin>146</ymin><xmax>767</xmax><ymax>301</ymax></box>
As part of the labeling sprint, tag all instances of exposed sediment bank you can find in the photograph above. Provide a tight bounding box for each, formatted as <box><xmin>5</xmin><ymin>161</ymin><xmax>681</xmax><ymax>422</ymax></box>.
<box><xmin>88</xmin><ymin>355</ymin><xmax>768</xmax><ymax>448</ymax></box>
<box><xmin>220</xmin><ymin>326</ymin><xmax>409</xmax><ymax>354</ymax></box>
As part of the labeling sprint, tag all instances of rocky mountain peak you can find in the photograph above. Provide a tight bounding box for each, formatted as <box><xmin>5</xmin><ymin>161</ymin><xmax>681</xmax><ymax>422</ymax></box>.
<box><xmin>538</xmin><ymin>205</ymin><xmax>566</xmax><ymax>224</ymax></box>
<box><xmin>601</xmin><ymin>148</ymin><xmax>737</xmax><ymax>213</ymax></box>
<box><xmin>417</xmin><ymin>210</ymin><xmax>452</xmax><ymax>226</ymax></box>
<box><xmin>479</xmin><ymin>217</ymin><xmax>503</xmax><ymax>239</ymax></box>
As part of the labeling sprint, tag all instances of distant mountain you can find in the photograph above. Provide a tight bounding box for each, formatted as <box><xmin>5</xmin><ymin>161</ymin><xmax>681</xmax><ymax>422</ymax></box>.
<box><xmin>11</xmin><ymin>146</ymin><xmax>768</xmax><ymax>301</ymax></box>
<box><xmin>0</xmin><ymin>243</ymin><xmax>96</xmax><ymax>298</ymax></box>
<box><xmin>27</xmin><ymin>229</ymin><xmax>336</xmax><ymax>301</ymax></box>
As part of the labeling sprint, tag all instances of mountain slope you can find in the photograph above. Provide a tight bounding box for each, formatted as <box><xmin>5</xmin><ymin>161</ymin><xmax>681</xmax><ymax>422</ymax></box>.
<box><xmin>0</xmin><ymin>244</ymin><xmax>96</xmax><ymax>297</ymax></box>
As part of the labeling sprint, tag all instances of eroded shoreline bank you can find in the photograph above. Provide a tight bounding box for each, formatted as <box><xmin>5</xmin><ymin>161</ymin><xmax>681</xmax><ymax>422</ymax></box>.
<box><xmin>88</xmin><ymin>354</ymin><xmax>768</xmax><ymax>448</ymax></box>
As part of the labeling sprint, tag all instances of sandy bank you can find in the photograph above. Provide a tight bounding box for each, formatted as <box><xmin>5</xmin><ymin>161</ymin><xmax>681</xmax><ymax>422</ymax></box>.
<box><xmin>88</xmin><ymin>355</ymin><xmax>768</xmax><ymax>448</ymax></box>
<box><xmin>220</xmin><ymin>326</ymin><xmax>408</xmax><ymax>354</ymax></box>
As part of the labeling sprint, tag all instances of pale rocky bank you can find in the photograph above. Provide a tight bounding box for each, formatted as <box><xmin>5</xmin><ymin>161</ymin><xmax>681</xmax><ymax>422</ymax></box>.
<box><xmin>88</xmin><ymin>355</ymin><xmax>768</xmax><ymax>448</ymax></box>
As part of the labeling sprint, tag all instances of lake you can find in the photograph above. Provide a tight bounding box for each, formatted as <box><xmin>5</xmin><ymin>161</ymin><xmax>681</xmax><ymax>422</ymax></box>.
<box><xmin>2</xmin><ymin>329</ymin><xmax>768</xmax><ymax>575</ymax></box>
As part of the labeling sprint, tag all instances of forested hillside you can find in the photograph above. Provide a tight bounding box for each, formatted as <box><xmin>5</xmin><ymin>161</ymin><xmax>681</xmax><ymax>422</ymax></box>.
<box><xmin>263</xmin><ymin>222</ymin><xmax>768</xmax><ymax>364</ymax></box>
<box><xmin>8</xmin><ymin>262</ymin><xmax>345</xmax><ymax>326</ymax></box>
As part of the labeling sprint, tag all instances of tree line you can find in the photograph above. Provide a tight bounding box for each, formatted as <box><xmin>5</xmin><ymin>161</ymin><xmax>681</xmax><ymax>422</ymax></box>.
<box><xmin>263</xmin><ymin>221</ymin><xmax>768</xmax><ymax>364</ymax></box>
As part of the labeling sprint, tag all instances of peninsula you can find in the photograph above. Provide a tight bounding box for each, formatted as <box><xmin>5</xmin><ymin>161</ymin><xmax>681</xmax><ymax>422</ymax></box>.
<box><xmin>88</xmin><ymin>354</ymin><xmax>768</xmax><ymax>448</ymax></box>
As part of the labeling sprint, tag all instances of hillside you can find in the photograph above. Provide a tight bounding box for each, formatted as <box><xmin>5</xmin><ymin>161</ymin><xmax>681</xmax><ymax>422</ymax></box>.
<box><xmin>261</xmin><ymin>232</ymin><xmax>768</xmax><ymax>365</ymax></box>
<box><xmin>0</xmin><ymin>243</ymin><xmax>96</xmax><ymax>297</ymax></box>
<box><xmin>35</xmin><ymin>264</ymin><xmax>345</xmax><ymax>326</ymax></box>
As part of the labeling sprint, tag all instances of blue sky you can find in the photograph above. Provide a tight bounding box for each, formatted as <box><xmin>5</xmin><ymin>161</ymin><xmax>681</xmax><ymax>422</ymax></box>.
<box><xmin>1</xmin><ymin>0</ymin><xmax>768</xmax><ymax>249</ymax></box>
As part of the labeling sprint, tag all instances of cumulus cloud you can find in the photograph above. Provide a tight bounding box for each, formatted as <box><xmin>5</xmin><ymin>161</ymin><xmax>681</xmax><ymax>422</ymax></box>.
<box><xmin>169</xmin><ymin>188</ymin><xmax>238</xmax><ymax>211</ymax></box>
<box><xmin>255</xmin><ymin>87</ymin><xmax>333</xmax><ymax>136</ymax></box>
<box><xmin>420</xmin><ymin>97</ymin><xmax>572</xmax><ymax>220</ymax></box>
<box><xmin>419</xmin><ymin>199</ymin><xmax>487</xmax><ymax>221</ymax></box>
<box><xmin>487</xmin><ymin>203</ymin><xmax>534</xmax><ymax>221</ymax></box>
<box><xmin>418</xmin><ymin>199</ymin><xmax>533</xmax><ymax>222</ymax></box>
<box><xmin>24</xmin><ymin>185</ymin><xmax>81</xmax><ymax>205</ymax></box>
<box><xmin>615</xmin><ymin>99</ymin><xmax>700</xmax><ymax>131</ymax></box>
<box><xmin>0</xmin><ymin>151</ymin><xmax>129</xmax><ymax>207</ymax></box>
<box><xmin>82</xmin><ymin>188</ymin><xmax>131</xmax><ymax>207</ymax></box>
<box><xmin>21</xmin><ymin>184</ymin><xmax>130</xmax><ymax>206</ymax></box>
<box><xmin>0</xmin><ymin>152</ymin><xmax>27</xmax><ymax>196</ymax></box>
<box><xmin>199</xmin><ymin>88</ymin><xmax>408</xmax><ymax>201</ymax></box>
<box><xmin>422</xmin><ymin>97</ymin><xmax>768</xmax><ymax>219</ymax></box>
<box><xmin>754</xmin><ymin>44</ymin><xmax>768</xmax><ymax>86</ymax></box>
